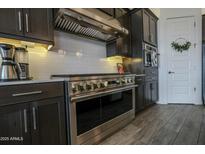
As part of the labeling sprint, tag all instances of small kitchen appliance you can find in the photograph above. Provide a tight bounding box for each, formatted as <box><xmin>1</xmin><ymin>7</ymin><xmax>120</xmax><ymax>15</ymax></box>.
<box><xmin>15</xmin><ymin>47</ymin><xmax>30</xmax><ymax>80</ymax></box>
<box><xmin>0</xmin><ymin>44</ymin><xmax>22</xmax><ymax>81</ymax></box>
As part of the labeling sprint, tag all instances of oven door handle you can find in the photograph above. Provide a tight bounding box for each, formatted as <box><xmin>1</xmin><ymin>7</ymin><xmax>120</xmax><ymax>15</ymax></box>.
<box><xmin>71</xmin><ymin>84</ymin><xmax>138</xmax><ymax>102</ymax></box>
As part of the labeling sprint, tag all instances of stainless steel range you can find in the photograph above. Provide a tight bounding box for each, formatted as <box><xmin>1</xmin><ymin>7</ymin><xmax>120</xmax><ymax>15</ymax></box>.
<box><xmin>51</xmin><ymin>73</ymin><xmax>137</xmax><ymax>145</ymax></box>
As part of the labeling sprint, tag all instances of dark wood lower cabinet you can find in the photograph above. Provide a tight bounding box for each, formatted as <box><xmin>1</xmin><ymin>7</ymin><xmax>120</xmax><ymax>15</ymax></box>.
<box><xmin>0</xmin><ymin>82</ymin><xmax>68</xmax><ymax>145</ymax></box>
<box><xmin>135</xmin><ymin>79</ymin><xmax>158</xmax><ymax>114</ymax></box>
<box><xmin>0</xmin><ymin>103</ymin><xmax>31</xmax><ymax>145</ymax></box>
<box><xmin>145</xmin><ymin>81</ymin><xmax>152</xmax><ymax>106</ymax></box>
<box><xmin>135</xmin><ymin>82</ymin><xmax>146</xmax><ymax>112</ymax></box>
<box><xmin>151</xmin><ymin>81</ymin><xmax>158</xmax><ymax>103</ymax></box>
<box><xmin>0</xmin><ymin>97</ymin><xmax>67</xmax><ymax>145</ymax></box>
<box><xmin>145</xmin><ymin>81</ymin><xmax>158</xmax><ymax>106</ymax></box>
<box><xmin>31</xmin><ymin>97</ymin><xmax>67</xmax><ymax>145</ymax></box>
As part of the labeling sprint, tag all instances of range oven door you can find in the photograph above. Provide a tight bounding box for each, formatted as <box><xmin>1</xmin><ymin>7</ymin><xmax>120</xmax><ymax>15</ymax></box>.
<box><xmin>74</xmin><ymin>89</ymin><xmax>134</xmax><ymax>137</ymax></box>
<box><xmin>101</xmin><ymin>89</ymin><xmax>133</xmax><ymax>123</ymax></box>
<box><xmin>76</xmin><ymin>97</ymin><xmax>101</xmax><ymax>135</ymax></box>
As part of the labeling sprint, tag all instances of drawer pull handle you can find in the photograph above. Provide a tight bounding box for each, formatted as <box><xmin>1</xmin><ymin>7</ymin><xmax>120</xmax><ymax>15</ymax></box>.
<box><xmin>32</xmin><ymin>107</ymin><xmax>37</xmax><ymax>130</ymax></box>
<box><xmin>25</xmin><ymin>13</ymin><xmax>29</xmax><ymax>32</ymax></box>
<box><xmin>12</xmin><ymin>91</ymin><xmax>42</xmax><ymax>97</ymax></box>
<box><xmin>23</xmin><ymin>109</ymin><xmax>28</xmax><ymax>133</ymax></box>
<box><xmin>136</xmin><ymin>79</ymin><xmax>143</xmax><ymax>81</ymax></box>
<box><xmin>18</xmin><ymin>11</ymin><xmax>22</xmax><ymax>31</ymax></box>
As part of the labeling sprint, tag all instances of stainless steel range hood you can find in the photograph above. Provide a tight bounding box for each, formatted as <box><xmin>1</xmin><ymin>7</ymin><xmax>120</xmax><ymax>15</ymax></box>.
<box><xmin>54</xmin><ymin>8</ymin><xmax>129</xmax><ymax>41</ymax></box>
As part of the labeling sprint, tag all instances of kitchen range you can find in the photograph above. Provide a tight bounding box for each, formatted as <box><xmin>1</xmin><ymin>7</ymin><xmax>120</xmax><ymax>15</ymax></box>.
<box><xmin>52</xmin><ymin>74</ymin><xmax>136</xmax><ymax>144</ymax></box>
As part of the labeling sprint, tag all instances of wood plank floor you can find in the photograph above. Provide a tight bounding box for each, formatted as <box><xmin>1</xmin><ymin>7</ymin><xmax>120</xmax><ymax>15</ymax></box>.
<box><xmin>99</xmin><ymin>104</ymin><xmax>205</xmax><ymax>145</ymax></box>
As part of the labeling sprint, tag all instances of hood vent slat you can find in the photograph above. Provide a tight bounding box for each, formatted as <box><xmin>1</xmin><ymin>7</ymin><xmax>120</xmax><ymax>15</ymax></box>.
<box><xmin>54</xmin><ymin>8</ymin><xmax>129</xmax><ymax>41</ymax></box>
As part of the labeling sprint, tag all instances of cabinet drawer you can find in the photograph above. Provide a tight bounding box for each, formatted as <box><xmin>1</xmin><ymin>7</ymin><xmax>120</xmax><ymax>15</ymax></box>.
<box><xmin>145</xmin><ymin>67</ymin><xmax>158</xmax><ymax>75</ymax></box>
<box><xmin>145</xmin><ymin>67</ymin><xmax>158</xmax><ymax>81</ymax></box>
<box><xmin>145</xmin><ymin>75</ymin><xmax>158</xmax><ymax>82</ymax></box>
<box><xmin>0</xmin><ymin>82</ymin><xmax>64</xmax><ymax>107</ymax></box>
<box><xmin>135</xmin><ymin>76</ymin><xmax>145</xmax><ymax>84</ymax></box>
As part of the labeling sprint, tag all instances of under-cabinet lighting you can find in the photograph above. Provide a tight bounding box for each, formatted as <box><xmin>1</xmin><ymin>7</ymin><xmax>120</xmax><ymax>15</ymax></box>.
<box><xmin>47</xmin><ymin>45</ymin><xmax>53</xmax><ymax>50</ymax></box>
<box><xmin>0</xmin><ymin>37</ymin><xmax>49</xmax><ymax>50</ymax></box>
<box><xmin>76</xmin><ymin>51</ymin><xmax>83</xmax><ymax>57</ymax></box>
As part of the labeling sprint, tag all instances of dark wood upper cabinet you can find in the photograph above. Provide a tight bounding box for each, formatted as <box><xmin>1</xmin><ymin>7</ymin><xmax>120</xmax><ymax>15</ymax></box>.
<box><xmin>143</xmin><ymin>11</ymin><xmax>150</xmax><ymax>43</ymax></box>
<box><xmin>23</xmin><ymin>9</ymin><xmax>53</xmax><ymax>42</ymax></box>
<box><xmin>106</xmin><ymin>13</ymin><xmax>130</xmax><ymax>57</ymax></box>
<box><xmin>130</xmin><ymin>9</ymin><xmax>158</xmax><ymax>48</ymax></box>
<box><xmin>98</xmin><ymin>8</ymin><xmax>127</xmax><ymax>18</ymax></box>
<box><xmin>150</xmin><ymin>16</ymin><xmax>157</xmax><ymax>45</ymax></box>
<box><xmin>0</xmin><ymin>9</ymin><xmax>24</xmax><ymax>36</ymax></box>
<box><xmin>203</xmin><ymin>15</ymin><xmax>205</xmax><ymax>42</ymax></box>
<box><xmin>142</xmin><ymin>9</ymin><xmax>158</xmax><ymax>46</ymax></box>
<box><xmin>0</xmin><ymin>8</ymin><xmax>53</xmax><ymax>44</ymax></box>
<box><xmin>0</xmin><ymin>103</ymin><xmax>31</xmax><ymax>145</ymax></box>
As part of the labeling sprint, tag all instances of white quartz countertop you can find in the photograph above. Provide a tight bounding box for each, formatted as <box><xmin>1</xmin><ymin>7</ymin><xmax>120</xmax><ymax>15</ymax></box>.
<box><xmin>0</xmin><ymin>79</ymin><xmax>65</xmax><ymax>87</ymax></box>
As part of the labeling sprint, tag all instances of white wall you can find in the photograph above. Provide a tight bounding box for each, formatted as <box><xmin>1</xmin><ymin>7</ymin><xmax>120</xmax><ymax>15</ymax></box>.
<box><xmin>158</xmin><ymin>8</ymin><xmax>202</xmax><ymax>105</ymax></box>
<box><xmin>202</xmin><ymin>8</ymin><xmax>205</xmax><ymax>15</ymax></box>
<box><xmin>28</xmin><ymin>31</ymin><xmax>120</xmax><ymax>79</ymax></box>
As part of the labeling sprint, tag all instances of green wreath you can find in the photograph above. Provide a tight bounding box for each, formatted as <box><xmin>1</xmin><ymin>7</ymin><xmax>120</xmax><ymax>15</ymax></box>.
<box><xmin>171</xmin><ymin>38</ymin><xmax>191</xmax><ymax>53</ymax></box>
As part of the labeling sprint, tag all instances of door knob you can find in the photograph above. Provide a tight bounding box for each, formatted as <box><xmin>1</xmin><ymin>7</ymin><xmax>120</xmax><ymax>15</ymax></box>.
<box><xmin>168</xmin><ymin>71</ymin><xmax>175</xmax><ymax>74</ymax></box>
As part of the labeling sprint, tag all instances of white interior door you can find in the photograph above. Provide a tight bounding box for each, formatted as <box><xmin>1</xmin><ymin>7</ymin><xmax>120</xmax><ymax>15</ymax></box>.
<box><xmin>166</xmin><ymin>17</ymin><xmax>196</xmax><ymax>104</ymax></box>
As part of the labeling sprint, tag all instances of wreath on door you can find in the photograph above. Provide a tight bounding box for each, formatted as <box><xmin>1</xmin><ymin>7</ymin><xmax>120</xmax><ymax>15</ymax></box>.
<box><xmin>171</xmin><ymin>38</ymin><xmax>191</xmax><ymax>53</ymax></box>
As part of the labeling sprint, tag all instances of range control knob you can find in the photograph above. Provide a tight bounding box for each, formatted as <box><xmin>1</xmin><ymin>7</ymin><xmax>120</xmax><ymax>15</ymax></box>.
<box><xmin>121</xmin><ymin>78</ymin><xmax>126</xmax><ymax>84</ymax></box>
<box><xmin>93</xmin><ymin>83</ymin><xmax>98</xmax><ymax>90</ymax></box>
<box><xmin>78</xmin><ymin>85</ymin><xmax>84</xmax><ymax>92</ymax></box>
<box><xmin>104</xmin><ymin>81</ymin><xmax>108</xmax><ymax>87</ymax></box>
<box><xmin>127</xmin><ymin>78</ymin><xmax>133</xmax><ymax>83</ymax></box>
<box><xmin>72</xmin><ymin>84</ymin><xmax>77</xmax><ymax>93</ymax></box>
<box><xmin>116</xmin><ymin>80</ymin><xmax>121</xmax><ymax>85</ymax></box>
<box><xmin>100</xmin><ymin>83</ymin><xmax>104</xmax><ymax>88</ymax></box>
<box><xmin>86</xmin><ymin>84</ymin><xmax>92</xmax><ymax>90</ymax></box>
<box><xmin>97</xmin><ymin>82</ymin><xmax>101</xmax><ymax>88</ymax></box>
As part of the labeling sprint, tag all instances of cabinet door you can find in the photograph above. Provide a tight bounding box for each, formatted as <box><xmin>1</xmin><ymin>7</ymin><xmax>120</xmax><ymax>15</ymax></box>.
<box><xmin>151</xmin><ymin>81</ymin><xmax>158</xmax><ymax>103</ymax></box>
<box><xmin>143</xmin><ymin>10</ymin><xmax>150</xmax><ymax>43</ymax></box>
<box><xmin>23</xmin><ymin>8</ymin><xmax>53</xmax><ymax>42</ymax></box>
<box><xmin>150</xmin><ymin>16</ymin><xmax>157</xmax><ymax>46</ymax></box>
<box><xmin>145</xmin><ymin>82</ymin><xmax>152</xmax><ymax>106</ymax></box>
<box><xmin>30</xmin><ymin>97</ymin><xmax>67</xmax><ymax>145</ymax></box>
<box><xmin>106</xmin><ymin>14</ymin><xmax>130</xmax><ymax>57</ymax></box>
<box><xmin>0</xmin><ymin>103</ymin><xmax>31</xmax><ymax>145</ymax></box>
<box><xmin>115</xmin><ymin>9</ymin><xmax>126</xmax><ymax>18</ymax></box>
<box><xmin>135</xmin><ymin>83</ymin><xmax>145</xmax><ymax>113</ymax></box>
<box><xmin>203</xmin><ymin>15</ymin><xmax>205</xmax><ymax>42</ymax></box>
<box><xmin>0</xmin><ymin>9</ymin><xmax>23</xmax><ymax>36</ymax></box>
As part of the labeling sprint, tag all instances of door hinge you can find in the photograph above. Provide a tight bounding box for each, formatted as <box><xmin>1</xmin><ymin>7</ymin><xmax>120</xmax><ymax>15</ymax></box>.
<box><xmin>194</xmin><ymin>22</ymin><xmax>196</xmax><ymax>28</ymax></box>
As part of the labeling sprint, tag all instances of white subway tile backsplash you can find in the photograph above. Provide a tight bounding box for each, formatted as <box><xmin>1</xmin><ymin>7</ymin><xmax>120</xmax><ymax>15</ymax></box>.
<box><xmin>28</xmin><ymin>31</ymin><xmax>120</xmax><ymax>79</ymax></box>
